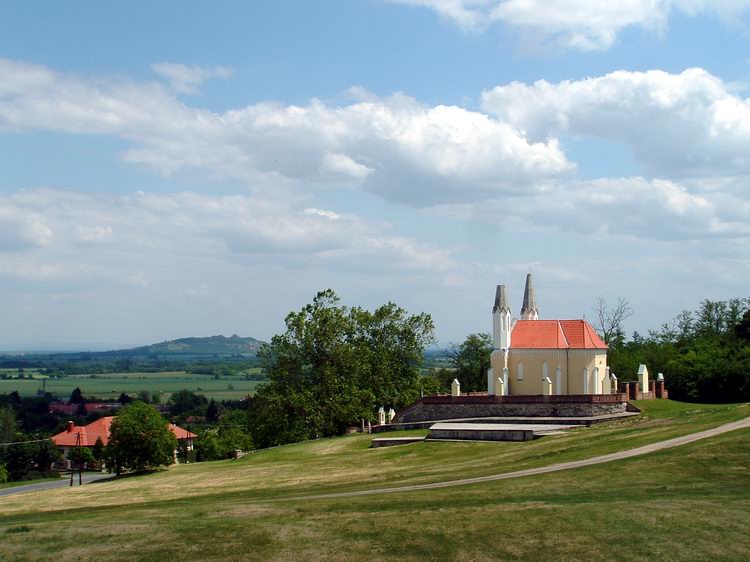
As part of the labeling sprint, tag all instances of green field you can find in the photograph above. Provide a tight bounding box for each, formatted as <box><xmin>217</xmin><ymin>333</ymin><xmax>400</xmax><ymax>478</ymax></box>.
<box><xmin>0</xmin><ymin>371</ymin><xmax>262</xmax><ymax>401</ymax></box>
<box><xmin>0</xmin><ymin>400</ymin><xmax>748</xmax><ymax>560</ymax></box>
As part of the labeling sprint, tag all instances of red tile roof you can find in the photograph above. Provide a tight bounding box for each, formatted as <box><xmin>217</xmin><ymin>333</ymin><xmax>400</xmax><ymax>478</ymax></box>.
<box><xmin>51</xmin><ymin>416</ymin><xmax>196</xmax><ymax>447</ymax></box>
<box><xmin>511</xmin><ymin>320</ymin><xmax>607</xmax><ymax>350</ymax></box>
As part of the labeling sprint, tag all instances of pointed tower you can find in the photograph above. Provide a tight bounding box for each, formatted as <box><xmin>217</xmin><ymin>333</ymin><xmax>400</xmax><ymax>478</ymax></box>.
<box><xmin>490</xmin><ymin>284</ymin><xmax>512</xmax><ymax>395</ymax></box>
<box><xmin>520</xmin><ymin>273</ymin><xmax>539</xmax><ymax>320</ymax></box>
<box><xmin>492</xmin><ymin>285</ymin><xmax>512</xmax><ymax>350</ymax></box>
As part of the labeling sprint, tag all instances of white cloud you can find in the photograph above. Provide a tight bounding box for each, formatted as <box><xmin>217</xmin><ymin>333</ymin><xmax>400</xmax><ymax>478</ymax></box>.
<box><xmin>431</xmin><ymin>176</ymin><xmax>750</xmax><ymax>240</ymax></box>
<box><xmin>0</xmin><ymin>189</ymin><xmax>455</xmax><ymax>285</ymax></box>
<box><xmin>481</xmin><ymin>68</ymin><xmax>750</xmax><ymax>178</ymax></box>
<box><xmin>389</xmin><ymin>0</ymin><xmax>750</xmax><ymax>50</ymax></box>
<box><xmin>151</xmin><ymin>62</ymin><xmax>233</xmax><ymax>94</ymax></box>
<box><xmin>1</xmin><ymin>59</ymin><xmax>749</xmax><ymax>242</ymax></box>
<box><xmin>0</xmin><ymin>59</ymin><xmax>571</xmax><ymax>207</ymax></box>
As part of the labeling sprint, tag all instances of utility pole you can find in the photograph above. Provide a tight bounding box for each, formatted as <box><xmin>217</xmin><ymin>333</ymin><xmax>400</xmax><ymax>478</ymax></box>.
<box><xmin>69</xmin><ymin>432</ymin><xmax>83</xmax><ymax>486</ymax></box>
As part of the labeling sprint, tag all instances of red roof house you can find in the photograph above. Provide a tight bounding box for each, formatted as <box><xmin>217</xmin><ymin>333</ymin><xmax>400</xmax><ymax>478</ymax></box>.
<box><xmin>51</xmin><ymin>416</ymin><xmax>197</xmax><ymax>458</ymax></box>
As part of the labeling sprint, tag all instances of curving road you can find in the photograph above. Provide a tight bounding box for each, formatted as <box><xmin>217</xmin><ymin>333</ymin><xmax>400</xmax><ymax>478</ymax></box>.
<box><xmin>0</xmin><ymin>472</ymin><xmax>113</xmax><ymax>498</ymax></box>
<box><xmin>284</xmin><ymin>416</ymin><xmax>750</xmax><ymax>501</ymax></box>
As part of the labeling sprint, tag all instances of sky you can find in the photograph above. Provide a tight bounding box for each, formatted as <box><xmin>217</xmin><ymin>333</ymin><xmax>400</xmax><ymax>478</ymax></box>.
<box><xmin>1</xmin><ymin>0</ymin><xmax>749</xmax><ymax>350</ymax></box>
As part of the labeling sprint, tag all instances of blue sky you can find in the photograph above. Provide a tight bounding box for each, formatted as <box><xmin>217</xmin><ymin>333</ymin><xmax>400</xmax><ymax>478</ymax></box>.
<box><xmin>1</xmin><ymin>1</ymin><xmax>749</xmax><ymax>349</ymax></box>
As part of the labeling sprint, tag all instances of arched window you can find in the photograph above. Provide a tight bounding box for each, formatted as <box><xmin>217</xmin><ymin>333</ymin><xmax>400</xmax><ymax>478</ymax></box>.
<box><xmin>542</xmin><ymin>362</ymin><xmax>548</xmax><ymax>381</ymax></box>
<box><xmin>582</xmin><ymin>367</ymin><xmax>589</xmax><ymax>394</ymax></box>
<box><xmin>517</xmin><ymin>361</ymin><xmax>524</xmax><ymax>381</ymax></box>
<box><xmin>555</xmin><ymin>367</ymin><xmax>562</xmax><ymax>395</ymax></box>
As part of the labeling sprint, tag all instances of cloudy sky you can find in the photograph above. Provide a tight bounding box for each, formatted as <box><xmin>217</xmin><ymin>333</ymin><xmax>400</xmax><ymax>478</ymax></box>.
<box><xmin>1</xmin><ymin>1</ymin><xmax>749</xmax><ymax>350</ymax></box>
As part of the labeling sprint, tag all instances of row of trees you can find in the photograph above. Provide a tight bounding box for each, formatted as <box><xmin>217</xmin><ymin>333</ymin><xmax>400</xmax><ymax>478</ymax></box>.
<box><xmin>607</xmin><ymin>298</ymin><xmax>750</xmax><ymax>402</ymax></box>
<box><xmin>0</xmin><ymin>407</ymin><xmax>58</xmax><ymax>483</ymax></box>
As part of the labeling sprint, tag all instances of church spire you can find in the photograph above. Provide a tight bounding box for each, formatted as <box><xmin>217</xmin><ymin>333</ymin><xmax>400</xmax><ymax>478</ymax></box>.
<box><xmin>493</xmin><ymin>285</ymin><xmax>510</xmax><ymax>313</ymax></box>
<box><xmin>492</xmin><ymin>284</ymin><xmax>511</xmax><ymax>350</ymax></box>
<box><xmin>520</xmin><ymin>273</ymin><xmax>539</xmax><ymax>320</ymax></box>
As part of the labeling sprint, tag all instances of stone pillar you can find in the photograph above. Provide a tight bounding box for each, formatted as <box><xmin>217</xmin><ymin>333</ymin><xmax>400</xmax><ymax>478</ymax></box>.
<box><xmin>655</xmin><ymin>380</ymin><xmax>666</xmax><ymax>398</ymax></box>
<box><xmin>451</xmin><ymin>378</ymin><xmax>461</xmax><ymax>397</ymax></box>
<box><xmin>495</xmin><ymin>376</ymin><xmax>505</xmax><ymax>397</ymax></box>
<box><xmin>631</xmin><ymin>382</ymin><xmax>640</xmax><ymax>400</ymax></box>
<box><xmin>378</xmin><ymin>406</ymin><xmax>386</xmax><ymax>425</ymax></box>
<box><xmin>610</xmin><ymin>372</ymin><xmax>618</xmax><ymax>395</ymax></box>
<box><xmin>619</xmin><ymin>381</ymin><xmax>629</xmax><ymax>399</ymax></box>
<box><xmin>388</xmin><ymin>408</ymin><xmax>396</xmax><ymax>423</ymax></box>
<box><xmin>542</xmin><ymin>377</ymin><xmax>552</xmax><ymax>396</ymax></box>
<box><xmin>638</xmin><ymin>365</ymin><xmax>649</xmax><ymax>396</ymax></box>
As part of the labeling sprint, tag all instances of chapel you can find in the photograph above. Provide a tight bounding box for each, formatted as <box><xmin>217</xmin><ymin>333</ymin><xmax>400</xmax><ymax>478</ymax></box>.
<box><xmin>488</xmin><ymin>274</ymin><xmax>610</xmax><ymax>396</ymax></box>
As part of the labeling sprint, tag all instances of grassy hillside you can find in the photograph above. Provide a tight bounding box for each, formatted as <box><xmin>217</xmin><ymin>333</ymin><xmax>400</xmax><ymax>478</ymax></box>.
<box><xmin>1</xmin><ymin>400</ymin><xmax>748</xmax><ymax>561</ymax></box>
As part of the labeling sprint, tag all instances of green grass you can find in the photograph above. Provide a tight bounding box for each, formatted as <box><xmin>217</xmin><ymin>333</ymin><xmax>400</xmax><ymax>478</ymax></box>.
<box><xmin>0</xmin><ymin>371</ymin><xmax>262</xmax><ymax>401</ymax></box>
<box><xmin>0</xmin><ymin>400</ymin><xmax>748</xmax><ymax>561</ymax></box>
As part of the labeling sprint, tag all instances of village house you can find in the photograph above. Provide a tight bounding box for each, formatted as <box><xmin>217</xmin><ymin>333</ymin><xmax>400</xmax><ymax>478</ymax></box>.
<box><xmin>51</xmin><ymin>416</ymin><xmax>196</xmax><ymax>464</ymax></box>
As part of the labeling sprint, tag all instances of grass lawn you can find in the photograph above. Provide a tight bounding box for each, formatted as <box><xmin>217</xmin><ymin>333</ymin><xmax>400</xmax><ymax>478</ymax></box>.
<box><xmin>0</xmin><ymin>372</ymin><xmax>262</xmax><ymax>401</ymax></box>
<box><xmin>0</xmin><ymin>400</ymin><xmax>748</xmax><ymax>561</ymax></box>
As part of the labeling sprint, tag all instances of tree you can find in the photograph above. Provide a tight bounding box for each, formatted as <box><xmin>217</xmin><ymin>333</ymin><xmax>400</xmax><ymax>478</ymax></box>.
<box><xmin>169</xmin><ymin>390</ymin><xmax>207</xmax><ymax>417</ymax></box>
<box><xmin>92</xmin><ymin>436</ymin><xmax>105</xmax><ymax>461</ymax></box>
<box><xmin>0</xmin><ymin>407</ymin><xmax>16</xmax><ymax>444</ymax></box>
<box><xmin>594</xmin><ymin>297</ymin><xmax>633</xmax><ymax>346</ymax></box>
<box><xmin>736</xmin><ymin>309</ymin><xmax>750</xmax><ymax>342</ymax></box>
<box><xmin>69</xmin><ymin>387</ymin><xmax>85</xmax><ymax>404</ymax></box>
<box><xmin>206</xmin><ymin>399</ymin><xmax>220</xmax><ymax>423</ymax></box>
<box><xmin>250</xmin><ymin>290</ymin><xmax>434</xmax><ymax>448</ymax></box>
<box><xmin>447</xmin><ymin>333</ymin><xmax>493</xmax><ymax>392</ymax></box>
<box><xmin>105</xmin><ymin>402</ymin><xmax>177</xmax><ymax>475</ymax></box>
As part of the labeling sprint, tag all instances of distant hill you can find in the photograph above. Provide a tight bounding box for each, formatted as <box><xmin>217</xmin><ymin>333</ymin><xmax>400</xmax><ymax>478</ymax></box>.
<box><xmin>110</xmin><ymin>334</ymin><xmax>264</xmax><ymax>357</ymax></box>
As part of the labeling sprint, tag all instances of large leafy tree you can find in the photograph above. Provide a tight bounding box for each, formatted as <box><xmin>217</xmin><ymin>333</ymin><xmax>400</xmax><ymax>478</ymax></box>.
<box><xmin>446</xmin><ymin>333</ymin><xmax>493</xmax><ymax>392</ymax></box>
<box><xmin>250</xmin><ymin>290</ymin><xmax>434</xmax><ymax>448</ymax></box>
<box><xmin>105</xmin><ymin>402</ymin><xmax>177</xmax><ymax>475</ymax></box>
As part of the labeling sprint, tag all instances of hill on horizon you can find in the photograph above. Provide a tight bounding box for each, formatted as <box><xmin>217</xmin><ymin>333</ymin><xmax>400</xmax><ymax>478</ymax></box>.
<box><xmin>108</xmin><ymin>334</ymin><xmax>264</xmax><ymax>357</ymax></box>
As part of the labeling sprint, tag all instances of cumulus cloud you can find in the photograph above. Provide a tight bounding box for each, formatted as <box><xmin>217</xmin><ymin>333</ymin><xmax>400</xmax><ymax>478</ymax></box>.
<box><xmin>389</xmin><ymin>0</ymin><xmax>750</xmax><ymax>50</ymax></box>
<box><xmin>151</xmin><ymin>62</ymin><xmax>233</xmax><ymax>94</ymax></box>
<box><xmin>1</xmin><ymin>59</ymin><xmax>749</xmax><ymax>241</ymax></box>
<box><xmin>432</xmin><ymin>176</ymin><xmax>750</xmax><ymax>240</ymax></box>
<box><xmin>481</xmin><ymin>68</ymin><xmax>750</xmax><ymax>178</ymax></box>
<box><xmin>0</xmin><ymin>58</ymin><xmax>571</xmax><ymax>206</ymax></box>
<box><xmin>0</xmin><ymin>189</ymin><xmax>455</xmax><ymax>287</ymax></box>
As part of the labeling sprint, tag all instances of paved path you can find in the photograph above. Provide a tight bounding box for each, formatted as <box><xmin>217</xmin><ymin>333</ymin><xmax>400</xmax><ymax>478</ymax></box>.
<box><xmin>285</xmin><ymin>416</ymin><xmax>750</xmax><ymax>502</ymax></box>
<box><xmin>0</xmin><ymin>473</ymin><xmax>114</xmax><ymax>498</ymax></box>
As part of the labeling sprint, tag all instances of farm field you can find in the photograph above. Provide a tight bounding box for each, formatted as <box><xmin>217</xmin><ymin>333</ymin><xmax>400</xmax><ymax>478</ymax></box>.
<box><xmin>0</xmin><ymin>400</ymin><xmax>748</xmax><ymax>561</ymax></box>
<box><xmin>0</xmin><ymin>371</ymin><xmax>263</xmax><ymax>401</ymax></box>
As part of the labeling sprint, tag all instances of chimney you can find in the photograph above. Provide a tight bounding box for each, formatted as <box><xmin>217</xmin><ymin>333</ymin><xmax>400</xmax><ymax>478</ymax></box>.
<box><xmin>66</xmin><ymin>421</ymin><xmax>74</xmax><ymax>433</ymax></box>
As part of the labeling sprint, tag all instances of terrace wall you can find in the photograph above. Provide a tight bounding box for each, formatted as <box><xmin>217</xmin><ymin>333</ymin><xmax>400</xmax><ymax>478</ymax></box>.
<box><xmin>393</xmin><ymin>394</ymin><xmax>630</xmax><ymax>423</ymax></box>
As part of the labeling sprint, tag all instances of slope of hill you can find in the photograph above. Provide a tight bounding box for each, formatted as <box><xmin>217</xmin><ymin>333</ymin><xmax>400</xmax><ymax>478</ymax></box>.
<box><xmin>1</xmin><ymin>401</ymin><xmax>748</xmax><ymax>561</ymax></box>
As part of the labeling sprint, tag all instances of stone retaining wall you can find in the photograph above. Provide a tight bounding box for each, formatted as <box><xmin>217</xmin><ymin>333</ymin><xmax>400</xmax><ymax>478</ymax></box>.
<box><xmin>394</xmin><ymin>394</ymin><xmax>629</xmax><ymax>423</ymax></box>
